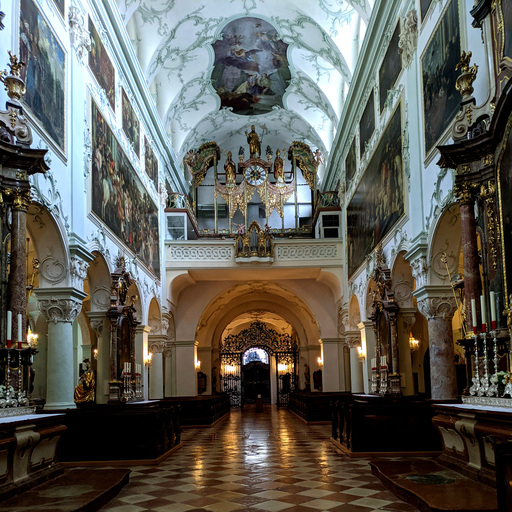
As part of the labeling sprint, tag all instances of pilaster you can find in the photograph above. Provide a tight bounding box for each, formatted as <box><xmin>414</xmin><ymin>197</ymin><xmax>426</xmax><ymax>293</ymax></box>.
<box><xmin>346</xmin><ymin>331</ymin><xmax>363</xmax><ymax>394</ymax></box>
<box><xmin>87</xmin><ymin>311</ymin><xmax>108</xmax><ymax>404</ymax></box>
<box><xmin>175</xmin><ymin>340</ymin><xmax>198</xmax><ymax>396</ymax></box>
<box><xmin>135</xmin><ymin>325</ymin><xmax>151</xmax><ymax>401</ymax></box>
<box><xmin>358</xmin><ymin>321</ymin><xmax>375</xmax><ymax>394</ymax></box>
<box><xmin>148</xmin><ymin>336</ymin><xmax>164</xmax><ymax>399</ymax></box>
<box><xmin>319</xmin><ymin>338</ymin><xmax>345</xmax><ymax>392</ymax></box>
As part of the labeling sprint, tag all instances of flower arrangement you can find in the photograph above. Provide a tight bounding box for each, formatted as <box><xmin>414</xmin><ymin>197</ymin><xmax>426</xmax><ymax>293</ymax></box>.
<box><xmin>491</xmin><ymin>371</ymin><xmax>511</xmax><ymax>397</ymax></box>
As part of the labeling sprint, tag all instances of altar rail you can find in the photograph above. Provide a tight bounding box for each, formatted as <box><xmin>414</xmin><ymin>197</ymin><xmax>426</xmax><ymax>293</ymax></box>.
<box><xmin>331</xmin><ymin>395</ymin><xmax>443</xmax><ymax>456</ymax></box>
<box><xmin>289</xmin><ymin>392</ymin><xmax>352</xmax><ymax>423</ymax></box>
<box><xmin>162</xmin><ymin>394</ymin><xmax>230</xmax><ymax>426</ymax></box>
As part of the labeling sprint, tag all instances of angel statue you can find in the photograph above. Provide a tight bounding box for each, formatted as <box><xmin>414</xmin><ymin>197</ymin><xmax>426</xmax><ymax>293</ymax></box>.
<box><xmin>74</xmin><ymin>359</ymin><xmax>95</xmax><ymax>403</ymax></box>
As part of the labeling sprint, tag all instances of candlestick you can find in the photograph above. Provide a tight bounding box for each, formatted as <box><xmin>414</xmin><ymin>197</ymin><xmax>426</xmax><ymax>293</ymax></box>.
<box><xmin>490</xmin><ymin>291</ymin><xmax>497</xmax><ymax>329</ymax></box>
<box><xmin>471</xmin><ymin>299</ymin><xmax>477</xmax><ymax>332</ymax></box>
<box><xmin>469</xmin><ymin>334</ymin><xmax>480</xmax><ymax>396</ymax></box>
<box><xmin>480</xmin><ymin>295</ymin><xmax>487</xmax><ymax>332</ymax></box>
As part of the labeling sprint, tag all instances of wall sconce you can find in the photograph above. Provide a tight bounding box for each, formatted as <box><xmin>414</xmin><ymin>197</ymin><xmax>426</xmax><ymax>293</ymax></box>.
<box><xmin>26</xmin><ymin>328</ymin><xmax>38</xmax><ymax>348</ymax></box>
<box><xmin>278</xmin><ymin>363</ymin><xmax>289</xmax><ymax>373</ymax></box>
<box><xmin>195</xmin><ymin>360</ymin><xmax>201</xmax><ymax>371</ymax></box>
<box><xmin>357</xmin><ymin>346</ymin><xmax>366</xmax><ymax>360</ymax></box>
<box><xmin>93</xmin><ymin>348</ymin><xmax>98</xmax><ymax>360</ymax></box>
<box><xmin>145</xmin><ymin>352</ymin><xmax>153</xmax><ymax>367</ymax></box>
<box><xmin>224</xmin><ymin>364</ymin><xmax>236</xmax><ymax>375</ymax></box>
<box><xmin>317</xmin><ymin>356</ymin><xmax>323</xmax><ymax>367</ymax></box>
<box><xmin>409</xmin><ymin>333</ymin><xmax>420</xmax><ymax>352</ymax></box>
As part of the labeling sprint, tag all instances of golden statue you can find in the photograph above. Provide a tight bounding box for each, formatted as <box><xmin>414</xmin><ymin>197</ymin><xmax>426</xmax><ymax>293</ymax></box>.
<box><xmin>245</xmin><ymin>125</ymin><xmax>261</xmax><ymax>158</ymax></box>
<box><xmin>74</xmin><ymin>359</ymin><xmax>95</xmax><ymax>403</ymax></box>
<box><xmin>273</xmin><ymin>149</ymin><xmax>284</xmax><ymax>181</ymax></box>
<box><xmin>224</xmin><ymin>151</ymin><xmax>236</xmax><ymax>183</ymax></box>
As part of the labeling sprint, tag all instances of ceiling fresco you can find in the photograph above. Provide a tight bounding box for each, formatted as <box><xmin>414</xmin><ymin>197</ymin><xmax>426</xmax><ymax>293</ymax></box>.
<box><xmin>117</xmin><ymin>0</ymin><xmax>373</xmax><ymax>180</ymax></box>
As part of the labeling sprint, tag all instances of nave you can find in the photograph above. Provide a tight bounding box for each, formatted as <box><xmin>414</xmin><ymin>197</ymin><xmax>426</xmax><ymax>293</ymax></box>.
<box><xmin>100</xmin><ymin>407</ymin><xmax>416</xmax><ymax>512</ymax></box>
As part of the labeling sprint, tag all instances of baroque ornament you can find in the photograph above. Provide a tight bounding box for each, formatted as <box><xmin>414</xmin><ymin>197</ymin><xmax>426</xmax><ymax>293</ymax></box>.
<box><xmin>398</xmin><ymin>10</ymin><xmax>418</xmax><ymax>68</ymax></box>
<box><xmin>417</xmin><ymin>295</ymin><xmax>457</xmax><ymax>320</ymax></box>
<box><xmin>69</xmin><ymin>6</ymin><xmax>92</xmax><ymax>65</ymax></box>
<box><xmin>38</xmin><ymin>296</ymin><xmax>83</xmax><ymax>323</ymax></box>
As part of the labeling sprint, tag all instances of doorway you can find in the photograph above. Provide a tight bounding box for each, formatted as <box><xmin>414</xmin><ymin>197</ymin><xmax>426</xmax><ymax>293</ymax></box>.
<box><xmin>242</xmin><ymin>348</ymin><xmax>270</xmax><ymax>404</ymax></box>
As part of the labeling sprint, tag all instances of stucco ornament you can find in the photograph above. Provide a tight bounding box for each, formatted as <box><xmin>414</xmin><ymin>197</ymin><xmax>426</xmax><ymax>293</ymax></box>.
<box><xmin>398</xmin><ymin>10</ymin><xmax>418</xmax><ymax>69</ymax></box>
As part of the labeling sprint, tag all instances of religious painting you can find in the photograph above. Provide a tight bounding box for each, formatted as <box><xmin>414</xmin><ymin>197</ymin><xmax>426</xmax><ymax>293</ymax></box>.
<box><xmin>421</xmin><ymin>0</ymin><xmax>460</xmax><ymax>156</ymax></box>
<box><xmin>53</xmin><ymin>0</ymin><xmax>64</xmax><ymax>17</ymax></box>
<box><xmin>19</xmin><ymin>0</ymin><xmax>65</xmax><ymax>151</ymax></box>
<box><xmin>88</xmin><ymin>16</ymin><xmax>115</xmax><ymax>111</ymax></box>
<box><xmin>347</xmin><ymin>104</ymin><xmax>404</xmax><ymax>278</ymax></box>
<box><xmin>145</xmin><ymin>136</ymin><xmax>159</xmax><ymax>187</ymax></box>
<box><xmin>359</xmin><ymin>90</ymin><xmax>375</xmax><ymax>157</ymax></box>
<box><xmin>122</xmin><ymin>88</ymin><xmax>140</xmax><ymax>157</ymax></box>
<box><xmin>345</xmin><ymin>138</ymin><xmax>357</xmax><ymax>190</ymax></box>
<box><xmin>420</xmin><ymin>0</ymin><xmax>434</xmax><ymax>22</ymax></box>
<box><xmin>498</xmin><ymin>0</ymin><xmax>512</xmax><ymax>62</ymax></box>
<box><xmin>211</xmin><ymin>17</ymin><xmax>291</xmax><ymax>115</ymax></box>
<box><xmin>91</xmin><ymin>101</ymin><xmax>160</xmax><ymax>276</ymax></box>
<box><xmin>379</xmin><ymin>23</ymin><xmax>401</xmax><ymax>113</ymax></box>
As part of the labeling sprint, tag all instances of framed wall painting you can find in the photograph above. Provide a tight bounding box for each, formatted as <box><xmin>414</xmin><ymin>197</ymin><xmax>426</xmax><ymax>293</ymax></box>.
<box><xmin>421</xmin><ymin>0</ymin><xmax>461</xmax><ymax>156</ymax></box>
<box><xmin>345</xmin><ymin>138</ymin><xmax>357</xmax><ymax>190</ymax></box>
<box><xmin>145</xmin><ymin>136</ymin><xmax>159</xmax><ymax>187</ymax></box>
<box><xmin>359</xmin><ymin>90</ymin><xmax>375</xmax><ymax>157</ymax></box>
<box><xmin>122</xmin><ymin>88</ymin><xmax>140</xmax><ymax>157</ymax></box>
<box><xmin>347</xmin><ymin>103</ymin><xmax>404</xmax><ymax>278</ymax></box>
<box><xmin>53</xmin><ymin>0</ymin><xmax>64</xmax><ymax>17</ymax></box>
<box><xmin>88</xmin><ymin>16</ymin><xmax>116</xmax><ymax>111</ymax></box>
<box><xmin>19</xmin><ymin>0</ymin><xmax>66</xmax><ymax>152</ymax></box>
<box><xmin>379</xmin><ymin>23</ymin><xmax>401</xmax><ymax>113</ymax></box>
<box><xmin>420</xmin><ymin>0</ymin><xmax>434</xmax><ymax>22</ymax></box>
<box><xmin>91</xmin><ymin>101</ymin><xmax>160</xmax><ymax>276</ymax></box>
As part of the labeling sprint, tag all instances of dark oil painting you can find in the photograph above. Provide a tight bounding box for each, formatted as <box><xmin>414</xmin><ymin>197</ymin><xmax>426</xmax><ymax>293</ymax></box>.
<box><xmin>345</xmin><ymin>138</ymin><xmax>357</xmax><ymax>190</ymax></box>
<box><xmin>89</xmin><ymin>16</ymin><xmax>116</xmax><ymax>111</ymax></box>
<box><xmin>500</xmin><ymin>0</ymin><xmax>512</xmax><ymax>62</ymax></box>
<box><xmin>420</xmin><ymin>0</ymin><xmax>434</xmax><ymax>21</ymax></box>
<box><xmin>91</xmin><ymin>101</ymin><xmax>160</xmax><ymax>276</ymax></box>
<box><xmin>422</xmin><ymin>0</ymin><xmax>460</xmax><ymax>155</ymax></box>
<box><xmin>359</xmin><ymin>90</ymin><xmax>375</xmax><ymax>157</ymax></box>
<box><xmin>145</xmin><ymin>136</ymin><xmax>159</xmax><ymax>187</ymax></box>
<box><xmin>379</xmin><ymin>23</ymin><xmax>401</xmax><ymax>113</ymax></box>
<box><xmin>19</xmin><ymin>0</ymin><xmax>65</xmax><ymax>151</ymax></box>
<box><xmin>122</xmin><ymin>88</ymin><xmax>140</xmax><ymax>157</ymax></box>
<box><xmin>211</xmin><ymin>17</ymin><xmax>291</xmax><ymax>115</ymax></box>
<box><xmin>347</xmin><ymin>104</ymin><xmax>404</xmax><ymax>278</ymax></box>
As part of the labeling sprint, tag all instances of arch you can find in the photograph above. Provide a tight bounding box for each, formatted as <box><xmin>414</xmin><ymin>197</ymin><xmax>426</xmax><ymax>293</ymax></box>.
<box><xmin>86</xmin><ymin>251</ymin><xmax>112</xmax><ymax>313</ymax></box>
<box><xmin>348</xmin><ymin>294</ymin><xmax>361</xmax><ymax>330</ymax></box>
<box><xmin>391</xmin><ymin>251</ymin><xmax>415</xmax><ymax>308</ymax></box>
<box><xmin>148</xmin><ymin>297</ymin><xmax>162</xmax><ymax>334</ymax></box>
<box><xmin>127</xmin><ymin>280</ymin><xmax>143</xmax><ymax>324</ymax></box>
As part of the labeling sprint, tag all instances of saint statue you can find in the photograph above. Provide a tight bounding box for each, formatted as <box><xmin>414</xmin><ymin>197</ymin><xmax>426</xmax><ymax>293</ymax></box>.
<box><xmin>224</xmin><ymin>151</ymin><xmax>236</xmax><ymax>183</ymax></box>
<box><xmin>273</xmin><ymin>149</ymin><xmax>284</xmax><ymax>181</ymax></box>
<box><xmin>245</xmin><ymin>125</ymin><xmax>261</xmax><ymax>158</ymax></box>
<box><xmin>74</xmin><ymin>358</ymin><xmax>95</xmax><ymax>403</ymax></box>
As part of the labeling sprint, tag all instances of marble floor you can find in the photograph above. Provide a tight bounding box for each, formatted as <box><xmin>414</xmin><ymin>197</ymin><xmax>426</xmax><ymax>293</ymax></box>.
<box><xmin>100</xmin><ymin>405</ymin><xmax>417</xmax><ymax>512</ymax></box>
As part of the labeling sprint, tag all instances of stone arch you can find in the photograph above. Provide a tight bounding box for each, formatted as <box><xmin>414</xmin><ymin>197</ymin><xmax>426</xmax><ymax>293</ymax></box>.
<box><xmin>391</xmin><ymin>251</ymin><xmax>415</xmax><ymax>309</ymax></box>
<box><xmin>348</xmin><ymin>294</ymin><xmax>361</xmax><ymax>330</ymax></box>
<box><xmin>86</xmin><ymin>251</ymin><xmax>112</xmax><ymax>313</ymax></box>
<box><xmin>127</xmin><ymin>280</ymin><xmax>143</xmax><ymax>324</ymax></box>
<box><xmin>148</xmin><ymin>297</ymin><xmax>162</xmax><ymax>334</ymax></box>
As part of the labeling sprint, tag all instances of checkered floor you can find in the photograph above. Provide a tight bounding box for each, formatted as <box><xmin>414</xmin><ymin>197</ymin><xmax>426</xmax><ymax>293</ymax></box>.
<box><xmin>100</xmin><ymin>405</ymin><xmax>417</xmax><ymax>511</ymax></box>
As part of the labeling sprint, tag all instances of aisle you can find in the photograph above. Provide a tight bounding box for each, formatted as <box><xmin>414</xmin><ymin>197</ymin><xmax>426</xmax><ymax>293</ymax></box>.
<box><xmin>100</xmin><ymin>406</ymin><xmax>416</xmax><ymax>511</ymax></box>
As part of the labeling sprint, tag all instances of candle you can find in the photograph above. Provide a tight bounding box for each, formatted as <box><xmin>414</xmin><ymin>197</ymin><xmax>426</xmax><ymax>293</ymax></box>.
<box><xmin>17</xmin><ymin>314</ymin><xmax>22</xmax><ymax>342</ymax></box>
<box><xmin>490</xmin><ymin>291</ymin><xmax>497</xmax><ymax>329</ymax></box>
<box><xmin>471</xmin><ymin>299</ymin><xmax>477</xmax><ymax>332</ymax></box>
<box><xmin>480</xmin><ymin>295</ymin><xmax>487</xmax><ymax>332</ymax></box>
<box><xmin>6</xmin><ymin>310</ymin><xmax>12</xmax><ymax>348</ymax></box>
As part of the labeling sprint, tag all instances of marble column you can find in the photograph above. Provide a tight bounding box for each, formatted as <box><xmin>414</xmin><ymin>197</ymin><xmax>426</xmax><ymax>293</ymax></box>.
<box><xmin>148</xmin><ymin>337</ymin><xmax>164</xmax><ymax>399</ymax></box>
<box><xmin>164</xmin><ymin>343</ymin><xmax>174</xmax><ymax>397</ymax></box>
<box><xmin>87</xmin><ymin>311</ymin><xmax>108</xmax><ymax>404</ymax></box>
<box><xmin>456</xmin><ymin>184</ymin><xmax>482</xmax><ymax>326</ymax></box>
<box><xmin>398</xmin><ymin>308</ymin><xmax>417</xmax><ymax>396</ymax></box>
<box><xmin>135</xmin><ymin>325</ymin><xmax>151</xmax><ymax>401</ymax></box>
<box><xmin>175</xmin><ymin>340</ymin><xmax>198</xmax><ymax>396</ymax></box>
<box><xmin>416</xmin><ymin>286</ymin><xmax>458</xmax><ymax>400</ymax></box>
<box><xmin>319</xmin><ymin>338</ymin><xmax>345</xmax><ymax>392</ymax></box>
<box><xmin>34</xmin><ymin>287</ymin><xmax>87</xmax><ymax>409</ymax></box>
<box><xmin>358</xmin><ymin>321</ymin><xmax>376</xmax><ymax>394</ymax></box>
<box><xmin>346</xmin><ymin>331</ymin><xmax>364</xmax><ymax>394</ymax></box>
<box><xmin>8</xmin><ymin>191</ymin><xmax>31</xmax><ymax>343</ymax></box>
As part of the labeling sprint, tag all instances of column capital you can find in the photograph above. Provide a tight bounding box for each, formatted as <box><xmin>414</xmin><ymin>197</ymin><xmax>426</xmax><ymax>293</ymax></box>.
<box><xmin>319</xmin><ymin>338</ymin><xmax>342</xmax><ymax>345</ymax></box>
<box><xmin>345</xmin><ymin>331</ymin><xmax>361</xmax><ymax>348</ymax></box>
<box><xmin>34</xmin><ymin>287</ymin><xmax>87</xmax><ymax>323</ymax></box>
<box><xmin>174</xmin><ymin>340</ymin><xmax>199</xmax><ymax>347</ymax></box>
<box><xmin>148</xmin><ymin>337</ymin><xmax>165</xmax><ymax>354</ymax></box>
<box><xmin>399</xmin><ymin>307</ymin><xmax>417</xmax><ymax>331</ymax></box>
<box><xmin>135</xmin><ymin>324</ymin><xmax>151</xmax><ymax>335</ymax></box>
<box><xmin>415</xmin><ymin>286</ymin><xmax>457</xmax><ymax>320</ymax></box>
<box><xmin>357</xmin><ymin>321</ymin><xmax>373</xmax><ymax>330</ymax></box>
<box><xmin>69</xmin><ymin>234</ymin><xmax>94</xmax><ymax>289</ymax></box>
<box><xmin>86</xmin><ymin>311</ymin><xmax>106</xmax><ymax>338</ymax></box>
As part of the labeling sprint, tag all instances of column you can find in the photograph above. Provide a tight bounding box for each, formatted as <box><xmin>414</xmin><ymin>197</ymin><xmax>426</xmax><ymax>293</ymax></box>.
<box><xmin>398</xmin><ymin>308</ymin><xmax>416</xmax><ymax>396</ymax></box>
<box><xmin>35</xmin><ymin>287</ymin><xmax>87</xmax><ymax>409</ymax></box>
<box><xmin>455</xmin><ymin>183</ymin><xmax>482</xmax><ymax>326</ymax></box>
<box><xmin>135</xmin><ymin>325</ymin><xmax>151</xmax><ymax>400</ymax></box>
<box><xmin>320</xmin><ymin>338</ymin><xmax>345</xmax><ymax>392</ymax></box>
<box><xmin>148</xmin><ymin>337</ymin><xmax>164</xmax><ymax>399</ymax></box>
<box><xmin>346</xmin><ymin>331</ymin><xmax>364</xmax><ymax>394</ymax></box>
<box><xmin>416</xmin><ymin>286</ymin><xmax>458</xmax><ymax>400</ymax></box>
<box><xmin>8</xmin><ymin>191</ymin><xmax>31</xmax><ymax>343</ymax></box>
<box><xmin>164</xmin><ymin>343</ymin><xmax>174</xmax><ymax>397</ymax></box>
<box><xmin>175</xmin><ymin>340</ymin><xmax>198</xmax><ymax>396</ymax></box>
<box><xmin>358</xmin><ymin>321</ymin><xmax>376</xmax><ymax>394</ymax></box>
<box><xmin>87</xmin><ymin>312</ymin><xmax>108</xmax><ymax>404</ymax></box>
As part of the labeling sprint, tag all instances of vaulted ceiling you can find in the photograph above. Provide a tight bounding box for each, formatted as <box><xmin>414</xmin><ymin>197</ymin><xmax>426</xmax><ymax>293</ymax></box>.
<box><xmin>116</xmin><ymin>0</ymin><xmax>373</xmax><ymax>174</ymax></box>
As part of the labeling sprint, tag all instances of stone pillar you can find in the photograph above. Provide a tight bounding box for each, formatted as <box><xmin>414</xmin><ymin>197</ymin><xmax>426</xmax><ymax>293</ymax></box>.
<box><xmin>148</xmin><ymin>337</ymin><xmax>164</xmax><ymax>399</ymax></box>
<box><xmin>164</xmin><ymin>343</ymin><xmax>174</xmax><ymax>397</ymax></box>
<box><xmin>455</xmin><ymin>183</ymin><xmax>482</xmax><ymax>327</ymax></box>
<box><xmin>135</xmin><ymin>325</ymin><xmax>151</xmax><ymax>401</ymax></box>
<box><xmin>87</xmin><ymin>311</ymin><xmax>108</xmax><ymax>404</ymax></box>
<box><xmin>175</xmin><ymin>340</ymin><xmax>198</xmax><ymax>396</ymax></box>
<box><xmin>346</xmin><ymin>331</ymin><xmax>364</xmax><ymax>394</ymax></box>
<box><xmin>358</xmin><ymin>321</ymin><xmax>376</xmax><ymax>394</ymax></box>
<box><xmin>320</xmin><ymin>338</ymin><xmax>344</xmax><ymax>391</ymax></box>
<box><xmin>35</xmin><ymin>287</ymin><xmax>87</xmax><ymax>409</ymax></box>
<box><xmin>416</xmin><ymin>286</ymin><xmax>458</xmax><ymax>400</ymax></box>
<box><xmin>8</xmin><ymin>191</ymin><xmax>31</xmax><ymax>343</ymax></box>
<box><xmin>398</xmin><ymin>308</ymin><xmax>417</xmax><ymax>396</ymax></box>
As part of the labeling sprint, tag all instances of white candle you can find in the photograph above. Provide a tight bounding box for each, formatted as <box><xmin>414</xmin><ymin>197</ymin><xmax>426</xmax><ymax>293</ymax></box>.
<box><xmin>17</xmin><ymin>314</ymin><xmax>22</xmax><ymax>342</ymax></box>
<box><xmin>6</xmin><ymin>310</ymin><xmax>11</xmax><ymax>340</ymax></box>
<box><xmin>128</xmin><ymin>362</ymin><xmax>131</xmax><ymax>373</ymax></box>
<box><xmin>480</xmin><ymin>295</ymin><xmax>487</xmax><ymax>326</ymax></box>
<box><xmin>471</xmin><ymin>299</ymin><xmax>477</xmax><ymax>327</ymax></box>
<box><xmin>490</xmin><ymin>291</ymin><xmax>497</xmax><ymax>323</ymax></box>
